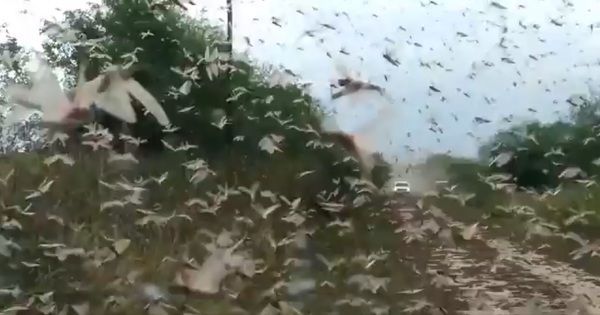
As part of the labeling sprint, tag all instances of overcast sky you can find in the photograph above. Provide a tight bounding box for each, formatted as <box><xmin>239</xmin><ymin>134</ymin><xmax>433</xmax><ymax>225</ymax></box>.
<box><xmin>2</xmin><ymin>0</ymin><xmax>600</xmax><ymax>163</ymax></box>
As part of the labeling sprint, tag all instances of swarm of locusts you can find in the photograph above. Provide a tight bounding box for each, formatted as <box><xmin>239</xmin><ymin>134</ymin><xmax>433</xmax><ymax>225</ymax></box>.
<box><xmin>2</xmin><ymin>1</ymin><xmax>600</xmax><ymax>315</ymax></box>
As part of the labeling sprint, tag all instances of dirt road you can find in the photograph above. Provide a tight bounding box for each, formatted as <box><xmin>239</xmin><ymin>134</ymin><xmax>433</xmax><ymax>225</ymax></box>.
<box><xmin>391</xmin><ymin>198</ymin><xmax>600</xmax><ymax>314</ymax></box>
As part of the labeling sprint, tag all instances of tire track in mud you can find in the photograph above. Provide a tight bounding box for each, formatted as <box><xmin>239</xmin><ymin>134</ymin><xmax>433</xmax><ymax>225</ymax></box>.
<box><xmin>391</xmin><ymin>198</ymin><xmax>600</xmax><ymax>314</ymax></box>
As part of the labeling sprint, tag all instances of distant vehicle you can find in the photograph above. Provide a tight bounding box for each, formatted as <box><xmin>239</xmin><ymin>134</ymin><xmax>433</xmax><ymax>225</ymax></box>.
<box><xmin>393</xmin><ymin>180</ymin><xmax>411</xmax><ymax>193</ymax></box>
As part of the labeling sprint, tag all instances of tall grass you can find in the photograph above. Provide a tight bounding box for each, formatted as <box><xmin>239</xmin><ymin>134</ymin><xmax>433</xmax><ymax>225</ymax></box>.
<box><xmin>0</xmin><ymin>148</ymin><xmax>454</xmax><ymax>314</ymax></box>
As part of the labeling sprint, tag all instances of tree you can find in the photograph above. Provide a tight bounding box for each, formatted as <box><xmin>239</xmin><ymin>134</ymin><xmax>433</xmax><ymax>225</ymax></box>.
<box><xmin>40</xmin><ymin>0</ymin><xmax>323</xmax><ymax>160</ymax></box>
<box><xmin>2</xmin><ymin>0</ymin><xmax>369</xmax><ymax>199</ymax></box>
<box><xmin>0</xmin><ymin>36</ymin><xmax>44</xmax><ymax>154</ymax></box>
<box><xmin>444</xmin><ymin>94</ymin><xmax>600</xmax><ymax>191</ymax></box>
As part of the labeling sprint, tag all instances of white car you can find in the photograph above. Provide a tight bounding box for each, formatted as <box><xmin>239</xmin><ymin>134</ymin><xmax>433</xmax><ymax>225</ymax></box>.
<box><xmin>393</xmin><ymin>180</ymin><xmax>411</xmax><ymax>193</ymax></box>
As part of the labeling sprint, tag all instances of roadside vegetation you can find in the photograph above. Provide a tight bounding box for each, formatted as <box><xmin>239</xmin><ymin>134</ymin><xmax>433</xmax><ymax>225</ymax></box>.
<box><xmin>424</xmin><ymin>97</ymin><xmax>600</xmax><ymax>229</ymax></box>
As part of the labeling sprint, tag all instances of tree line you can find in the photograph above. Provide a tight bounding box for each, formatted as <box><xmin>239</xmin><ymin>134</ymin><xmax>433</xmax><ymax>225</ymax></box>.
<box><xmin>0</xmin><ymin>0</ymin><xmax>394</xmax><ymax>191</ymax></box>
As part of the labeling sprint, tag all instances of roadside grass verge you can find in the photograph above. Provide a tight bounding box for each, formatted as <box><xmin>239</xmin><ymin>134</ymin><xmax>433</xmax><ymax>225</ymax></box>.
<box><xmin>0</xmin><ymin>149</ymin><xmax>452</xmax><ymax>314</ymax></box>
